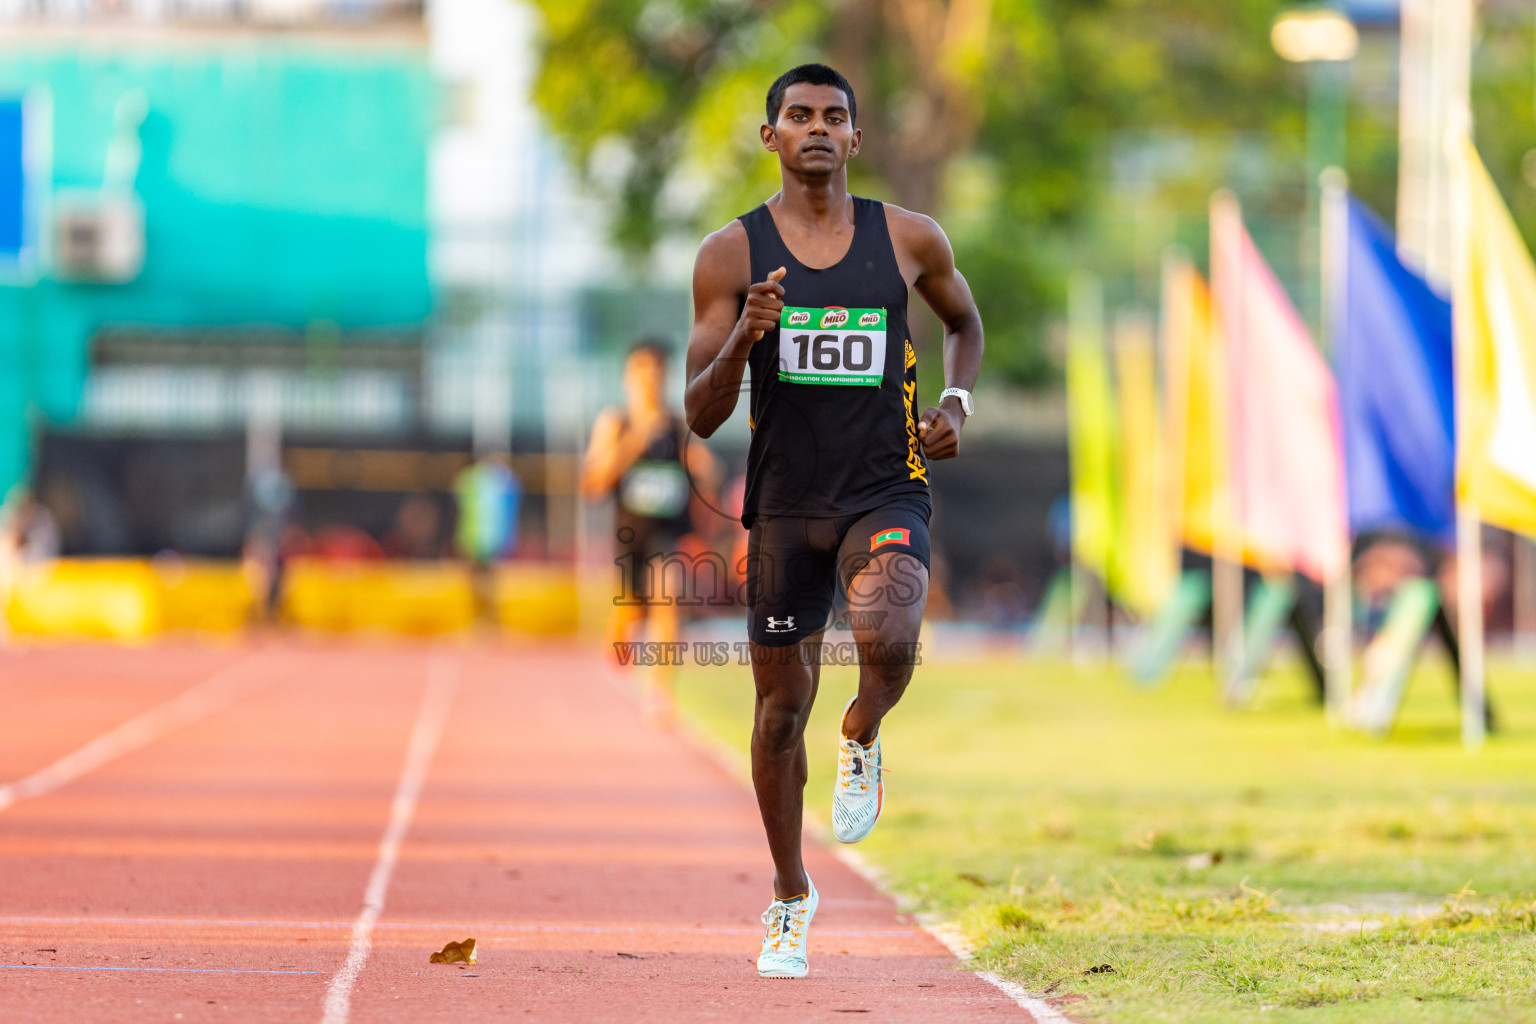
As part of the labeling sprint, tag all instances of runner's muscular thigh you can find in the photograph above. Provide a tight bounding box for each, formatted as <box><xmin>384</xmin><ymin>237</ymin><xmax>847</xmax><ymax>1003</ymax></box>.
<box><xmin>846</xmin><ymin>551</ymin><xmax>927</xmax><ymax>644</ymax></box>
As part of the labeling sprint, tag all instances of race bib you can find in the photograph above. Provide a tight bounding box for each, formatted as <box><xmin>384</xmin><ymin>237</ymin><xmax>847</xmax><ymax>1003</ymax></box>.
<box><xmin>777</xmin><ymin>307</ymin><xmax>886</xmax><ymax>386</ymax></box>
<box><xmin>619</xmin><ymin>461</ymin><xmax>690</xmax><ymax>519</ymax></box>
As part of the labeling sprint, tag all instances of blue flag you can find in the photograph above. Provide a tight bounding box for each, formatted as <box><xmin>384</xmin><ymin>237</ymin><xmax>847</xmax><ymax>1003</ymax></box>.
<box><xmin>1335</xmin><ymin>196</ymin><xmax>1455</xmax><ymax>541</ymax></box>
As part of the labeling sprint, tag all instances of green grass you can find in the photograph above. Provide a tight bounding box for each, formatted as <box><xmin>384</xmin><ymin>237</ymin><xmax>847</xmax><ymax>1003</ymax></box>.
<box><xmin>672</xmin><ymin>646</ymin><xmax>1536</xmax><ymax>1023</ymax></box>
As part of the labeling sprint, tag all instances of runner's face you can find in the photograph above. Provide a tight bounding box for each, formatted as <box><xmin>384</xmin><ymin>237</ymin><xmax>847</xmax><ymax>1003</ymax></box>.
<box><xmin>765</xmin><ymin>83</ymin><xmax>858</xmax><ymax>174</ymax></box>
<box><xmin>624</xmin><ymin>351</ymin><xmax>665</xmax><ymax>408</ymax></box>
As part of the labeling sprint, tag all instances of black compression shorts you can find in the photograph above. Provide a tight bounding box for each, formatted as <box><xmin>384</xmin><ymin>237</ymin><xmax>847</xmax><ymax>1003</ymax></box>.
<box><xmin>745</xmin><ymin>497</ymin><xmax>931</xmax><ymax>647</ymax></box>
<box><xmin>614</xmin><ymin>522</ymin><xmax>685</xmax><ymax>605</ymax></box>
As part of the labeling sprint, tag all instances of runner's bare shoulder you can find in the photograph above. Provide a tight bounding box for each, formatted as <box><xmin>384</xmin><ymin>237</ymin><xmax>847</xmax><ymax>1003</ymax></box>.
<box><xmin>880</xmin><ymin>203</ymin><xmax>952</xmax><ymax>284</ymax></box>
<box><xmin>694</xmin><ymin>219</ymin><xmax>752</xmax><ymax>301</ymax></box>
<box><xmin>881</xmin><ymin>204</ymin><xmax>949</xmax><ymax>258</ymax></box>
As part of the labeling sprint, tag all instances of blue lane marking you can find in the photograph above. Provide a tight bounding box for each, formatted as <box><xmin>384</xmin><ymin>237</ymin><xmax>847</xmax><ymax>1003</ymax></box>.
<box><xmin>1</xmin><ymin>964</ymin><xmax>319</xmax><ymax>975</ymax></box>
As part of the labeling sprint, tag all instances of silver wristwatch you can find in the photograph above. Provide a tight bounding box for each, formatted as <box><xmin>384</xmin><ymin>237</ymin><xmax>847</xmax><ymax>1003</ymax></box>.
<box><xmin>939</xmin><ymin>387</ymin><xmax>973</xmax><ymax>418</ymax></box>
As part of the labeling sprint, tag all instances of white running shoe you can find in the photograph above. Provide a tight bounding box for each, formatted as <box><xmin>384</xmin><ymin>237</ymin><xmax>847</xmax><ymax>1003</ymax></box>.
<box><xmin>756</xmin><ymin>879</ymin><xmax>819</xmax><ymax>978</ymax></box>
<box><xmin>832</xmin><ymin>697</ymin><xmax>884</xmax><ymax>843</ymax></box>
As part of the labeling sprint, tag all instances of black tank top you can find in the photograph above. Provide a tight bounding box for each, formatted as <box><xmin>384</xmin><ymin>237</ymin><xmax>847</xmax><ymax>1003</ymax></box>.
<box><xmin>614</xmin><ymin>413</ymin><xmax>693</xmax><ymax>537</ymax></box>
<box><xmin>738</xmin><ymin>196</ymin><xmax>930</xmax><ymax>527</ymax></box>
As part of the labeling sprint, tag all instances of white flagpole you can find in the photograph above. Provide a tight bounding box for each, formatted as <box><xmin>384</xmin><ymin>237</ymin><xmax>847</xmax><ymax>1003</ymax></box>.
<box><xmin>1398</xmin><ymin>0</ymin><xmax>1472</xmax><ymax>291</ymax></box>
<box><xmin>1319</xmin><ymin>167</ymin><xmax>1354</xmax><ymax>721</ymax></box>
<box><xmin>1209</xmin><ymin>191</ymin><xmax>1245</xmax><ymax>695</ymax></box>
<box><xmin>1448</xmin><ymin>106</ymin><xmax>1485</xmax><ymax>750</ymax></box>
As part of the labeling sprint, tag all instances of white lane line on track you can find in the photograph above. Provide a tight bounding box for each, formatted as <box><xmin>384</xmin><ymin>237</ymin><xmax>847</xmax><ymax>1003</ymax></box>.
<box><xmin>0</xmin><ymin>655</ymin><xmax>259</xmax><ymax>814</ymax></box>
<box><xmin>320</xmin><ymin>654</ymin><xmax>459</xmax><ymax>1024</ymax></box>
<box><xmin>831</xmin><ymin>846</ymin><xmax>1075</xmax><ymax>1023</ymax></box>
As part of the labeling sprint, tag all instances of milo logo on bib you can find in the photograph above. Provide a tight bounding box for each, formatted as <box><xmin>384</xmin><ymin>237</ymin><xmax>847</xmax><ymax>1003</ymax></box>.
<box><xmin>778</xmin><ymin>306</ymin><xmax>887</xmax><ymax>387</ymax></box>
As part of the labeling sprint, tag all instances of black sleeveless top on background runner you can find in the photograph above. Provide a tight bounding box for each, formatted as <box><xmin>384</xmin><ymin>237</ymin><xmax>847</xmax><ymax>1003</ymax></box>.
<box><xmin>738</xmin><ymin>196</ymin><xmax>931</xmax><ymax>528</ymax></box>
<box><xmin>614</xmin><ymin>413</ymin><xmax>693</xmax><ymax>540</ymax></box>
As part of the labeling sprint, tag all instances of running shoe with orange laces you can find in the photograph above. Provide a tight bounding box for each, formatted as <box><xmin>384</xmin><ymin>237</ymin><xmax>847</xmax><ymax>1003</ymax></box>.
<box><xmin>832</xmin><ymin>696</ymin><xmax>884</xmax><ymax>843</ymax></box>
<box><xmin>756</xmin><ymin>879</ymin><xmax>819</xmax><ymax>978</ymax></box>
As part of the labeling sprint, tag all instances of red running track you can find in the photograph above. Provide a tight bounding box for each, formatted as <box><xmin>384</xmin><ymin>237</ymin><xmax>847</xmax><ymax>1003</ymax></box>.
<box><xmin>0</xmin><ymin>640</ymin><xmax>1042</xmax><ymax>1023</ymax></box>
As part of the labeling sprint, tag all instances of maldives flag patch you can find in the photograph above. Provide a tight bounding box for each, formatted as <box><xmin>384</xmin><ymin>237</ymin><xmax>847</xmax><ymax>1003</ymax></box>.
<box><xmin>870</xmin><ymin>528</ymin><xmax>910</xmax><ymax>552</ymax></box>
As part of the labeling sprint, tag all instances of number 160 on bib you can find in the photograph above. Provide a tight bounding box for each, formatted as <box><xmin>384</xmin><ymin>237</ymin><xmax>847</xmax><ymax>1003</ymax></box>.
<box><xmin>777</xmin><ymin>307</ymin><xmax>887</xmax><ymax>387</ymax></box>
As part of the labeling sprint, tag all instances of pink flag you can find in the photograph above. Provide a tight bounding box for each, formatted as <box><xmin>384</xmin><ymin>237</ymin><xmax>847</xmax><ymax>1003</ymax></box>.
<box><xmin>1211</xmin><ymin>193</ymin><xmax>1349</xmax><ymax>582</ymax></box>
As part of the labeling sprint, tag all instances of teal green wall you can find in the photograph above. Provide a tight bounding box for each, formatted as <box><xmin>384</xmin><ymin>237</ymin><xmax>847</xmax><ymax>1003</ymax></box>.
<box><xmin>0</xmin><ymin>43</ymin><xmax>433</xmax><ymax>495</ymax></box>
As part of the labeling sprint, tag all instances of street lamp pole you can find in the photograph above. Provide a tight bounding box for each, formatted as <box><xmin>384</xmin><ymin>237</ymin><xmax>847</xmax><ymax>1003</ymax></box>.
<box><xmin>1272</xmin><ymin>5</ymin><xmax>1358</xmax><ymax>715</ymax></box>
<box><xmin>1273</xmin><ymin>5</ymin><xmax>1357</xmax><ymax>334</ymax></box>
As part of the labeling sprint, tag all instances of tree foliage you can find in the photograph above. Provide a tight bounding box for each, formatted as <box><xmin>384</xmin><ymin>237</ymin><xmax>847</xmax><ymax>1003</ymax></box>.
<box><xmin>525</xmin><ymin>1</ymin><xmax>1314</xmax><ymax>384</ymax></box>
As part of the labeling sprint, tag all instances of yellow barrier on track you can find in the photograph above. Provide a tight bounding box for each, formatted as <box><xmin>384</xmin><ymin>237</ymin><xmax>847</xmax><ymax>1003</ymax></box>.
<box><xmin>156</xmin><ymin>560</ymin><xmax>257</xmax><ymax>633</ymax></box>
<box><xmin>6</xmin><ymin>559</ymin><xmax>165</xmax><ymax>641</ymax></box>
<box><xmin>495</xmin><ymin>563</ymin><xmax>581</xmax><ymax>636</ymax></box>
<box><xmin>281</xmin><ymin>560</ymin><xmax>582</xmax><ymax>636</ymax></box>
<box><xmin>282</xmin><ymin>559</ymin><xmax>478</xmax><ymax>635</ymax></box>
<box><xmin>3</xmin><ymin>558</ymin><xmax>584</xmax><ymax>640</ymax></box>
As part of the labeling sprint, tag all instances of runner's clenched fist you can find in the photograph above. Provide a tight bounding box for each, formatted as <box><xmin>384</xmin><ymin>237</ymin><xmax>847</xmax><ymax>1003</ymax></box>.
<box><xmin>740</xmin><ymin>266</ymin><xmax>787</xmax><ymax>343</ymax></box>
<box><xmin>917</xmin><ymin>403</ymin><xmax>963</xmax><ymax>460</ymax></box>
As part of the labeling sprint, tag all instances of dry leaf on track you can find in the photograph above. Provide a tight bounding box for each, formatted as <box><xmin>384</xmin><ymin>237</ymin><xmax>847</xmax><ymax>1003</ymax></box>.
<box><xmin>429</xmin><ymin>938</ymin><xmax>477</xmax><ymax>964</ymax></box>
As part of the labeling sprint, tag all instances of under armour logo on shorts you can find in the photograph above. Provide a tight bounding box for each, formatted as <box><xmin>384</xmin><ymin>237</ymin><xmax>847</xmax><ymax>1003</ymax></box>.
<box><xmin>766</xmin><ymin>616</ymin><xmax>796</xmax><ymax>632</ymax></box>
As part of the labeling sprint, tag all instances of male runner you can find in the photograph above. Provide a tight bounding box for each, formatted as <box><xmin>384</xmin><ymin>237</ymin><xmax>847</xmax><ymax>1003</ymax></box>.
<box><xmin>582</xmin><ymin>339</ymin><xmax>718</xmax><ymax>726</ymax></box>
<box><xmin>683</xmin><ymin>63</ymin><xmax>983</xmax><ymax>979</ymax></box>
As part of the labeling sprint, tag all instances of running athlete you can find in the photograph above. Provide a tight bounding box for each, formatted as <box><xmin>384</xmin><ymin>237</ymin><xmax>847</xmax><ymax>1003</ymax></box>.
<box><xmin>683</xmin><ymin>64</ymin><xmax>983</xmax><ymax>979</ymax></box>
<box><xmin>583</xmin><ymin>339</ymin><xmax>719</xmax><ymax>726</ymax></box>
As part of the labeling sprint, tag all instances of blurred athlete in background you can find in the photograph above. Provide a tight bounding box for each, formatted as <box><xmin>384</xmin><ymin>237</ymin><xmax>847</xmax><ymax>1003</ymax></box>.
<box><xmin>583</xmin><ymin>339</ymin><xmax>720</xmax><ymax>727</ymax></box>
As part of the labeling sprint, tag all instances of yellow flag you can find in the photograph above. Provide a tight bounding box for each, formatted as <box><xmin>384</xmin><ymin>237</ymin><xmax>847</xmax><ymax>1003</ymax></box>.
<box><xmin>1456</xmin><ymin>139</ymin><xmax>1536</xmax><ymax>536</ymax></box>
<box><xmin>1114</xmin><ymin>318</ymin><xmax>1177</xmax><ymax>614</ymax></box>
<box><xmin>1162</xmin><ymin>259</ymin><xmax>1235</xmax><ymax>555</ymax></box>
<box><xmin>1067</xmin><ymin>274</ymin><xmax>1118</xmax><ymax>584</ymax></box>
<box><xmin>1162</xmin><ymin>257</ymin><xmax>1286</xmax><ymax>570</ymax></box>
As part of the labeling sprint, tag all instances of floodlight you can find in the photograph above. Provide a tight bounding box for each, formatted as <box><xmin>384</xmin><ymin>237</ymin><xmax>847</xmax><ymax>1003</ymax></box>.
<box><xmin>1271</xmin><ymin>8</ymin><xmax>1359</xmax><ymax>63</ymax></box>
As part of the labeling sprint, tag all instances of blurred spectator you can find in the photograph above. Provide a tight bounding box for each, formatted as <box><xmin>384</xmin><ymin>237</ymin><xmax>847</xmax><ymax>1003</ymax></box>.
<box><xmin>1354</xmin><ymin>533</ymin><xmax>1433</xmax><ymax>632</ymax></box>
<box><xmin>454</xmin><ymin>453</ymin><xmax>523</xmax><ymax>623</ymax></box>
<box><xmin>383</xmin><ymin>494</ymin><xmax>446</xmax><ymax>559</ymax></box>
<box><xmin>976</xmin><ymin>553</ymin><xmax>1028</xmax><ymax>629</ymax></box>
<box><xmin>1046</xmin><ymin>493</ymin><xmax>1071</xmax><ymax>568</ymax></box>
<box><xmin>242</xmin><ymin>465</ymin><xmax>297</xmax><ymax>623</ymax></box>
<box><xmin>1</xmin><ymin>489</ymin><xmax>62</xmax><ymax>564</ymax></box>
<box><xmin>311</xmin><ymin>524</ymin><xmax>386</xmax><ymax>561</ymax></box>
<box><xmin>1437</xmin><ymin>529</ymin><xmax>1511</xmax><ymax>630</ymax></box>
<box><xmin>0</xmin><ymin>488</ymin><xmax>59</xmax><ymax>641</ymax></box>
<box><xmin>0</xmin><ymin>488</ymin><xmax>61</xmax><ymax>641</ymax></box>
<box><xmin>454</xmin><ymin>454</ymin><xmax>522</xmax><ymax>563</ymax></box>
<box><xmin>36</xmin><ymin>473</ymin><xmax>90</xmax><ymax>554</ymax></box>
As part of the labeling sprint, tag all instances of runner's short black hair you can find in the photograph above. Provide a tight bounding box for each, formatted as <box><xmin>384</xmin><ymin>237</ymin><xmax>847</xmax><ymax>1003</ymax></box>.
<box><xmin>766</xmin><ymin>64</ymin><xmax>856</xmax><ymax>126</ymax></box>
<box><xmin>627</xmin><ymin>338</ymin><xmax>671</xmax><ymax>365</ymax></box>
